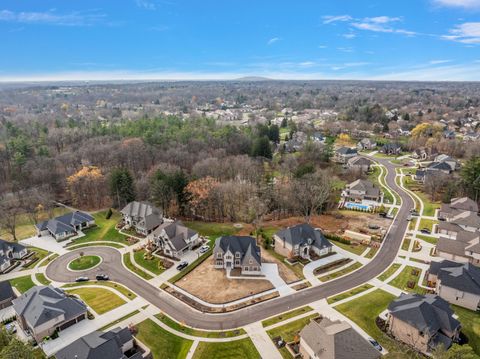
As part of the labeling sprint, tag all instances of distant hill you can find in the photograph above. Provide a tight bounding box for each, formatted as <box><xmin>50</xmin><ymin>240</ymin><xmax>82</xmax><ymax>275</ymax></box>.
<box><xmin>234</xmin><ymin>76</ymin><xmax>273</xmax><ymax>82</ymax></box>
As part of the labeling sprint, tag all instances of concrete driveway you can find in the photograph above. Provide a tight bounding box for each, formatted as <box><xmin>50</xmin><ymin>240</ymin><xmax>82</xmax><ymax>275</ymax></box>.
<box><xmin>20</xmin><ymin>235</ymin><xmax>69</xmax><ymax>255</ymax></box>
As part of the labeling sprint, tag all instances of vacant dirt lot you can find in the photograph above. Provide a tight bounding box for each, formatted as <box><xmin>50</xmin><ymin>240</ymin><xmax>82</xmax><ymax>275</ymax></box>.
<box><xmin>261</xmin><ymin>249</ymin><xmax>300</xmax><ymax>283</ymax></box>
<box><xmin>175</xmin><ymin>259</ymin><xmax>274</xmax><ymax>304</ymax></box>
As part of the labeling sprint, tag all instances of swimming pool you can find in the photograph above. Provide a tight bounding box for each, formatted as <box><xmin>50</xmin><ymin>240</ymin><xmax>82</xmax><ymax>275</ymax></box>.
<box><xmin>344</xmin><ymin>202</ymin><xmax>371</xmax><ymax>211</ymax></box>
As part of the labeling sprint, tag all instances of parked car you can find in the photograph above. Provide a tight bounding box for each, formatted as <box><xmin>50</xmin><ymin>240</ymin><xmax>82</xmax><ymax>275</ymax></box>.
<box><xmin>96</xmin><ymin>274</ymin><xmax>109</xmax><ymax>281</ymax></box>
<box><xmin>4</xmin><ymin>323</ymin><xmax>16</xmax><ymax>334</ymax></box>
<box><xmin>199</xmin><ymin>245</ymin><xmax>210</xmax><ymax>254</ymax></box>
<box><xmin>368</xmin><ymin>338</ymin><xmax>383</xmax><ymax>352</ymax></box>
<box><xmin>420</xmin><ymin>228</ymin><xmax>431</xmax><ymax>234</ymax></box>
<box><xmin>406</xmin><ymin>215</ymin><xmax>412</xmax><ymax>221</ymax></box>
<box><xmin>386</xmin><ymin>214</ymin><xmax>394</xmax><ymax>219</ymax></box>
<box><xmin>368</xmin><ymin>224</ymin><xmax>380</xmax><ymax>230</ymax></box>
<box><xmin>379</xmin><ymin>212</ymin><xmax>387</xmax><ymax>218</ymax></box>
<box><xmin>176</xmin><ymin>261</ymin><xmax>188</xmax><ymax>271</ymax></box>
<box><xmin>75</xmin><ymin>276</ymin><xmax>89</xmax><ymax>282</ymax></box>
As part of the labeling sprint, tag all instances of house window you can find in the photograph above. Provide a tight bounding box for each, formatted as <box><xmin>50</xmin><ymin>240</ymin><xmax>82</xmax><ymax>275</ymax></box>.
<box><xmin>217</xmin><ymin>253</ymin><xmax>222</xmax><ymax>259</ymax></box>
<box><xmin>235</xmin><ymin>253</ymin><xmax>240</xmax><ymax>258</ymax></box>
<box><xmin>244</xmin><ymin>266</ymin><xmax>248</xmax><ymax>271</ymax></box>
<box><xmin>235</xmin><ymin>260</ymin><xmax>240</xmax><ymax>265</ymax></box>
<box><xmin>249</xmin><ymin>260</ymin><xmax>253</xmax><ymax>264</ymax></box>
<box><xmin>216</xmin><ymin>260</ymin><xmax>223</xmax><ymax>266</ymax></box>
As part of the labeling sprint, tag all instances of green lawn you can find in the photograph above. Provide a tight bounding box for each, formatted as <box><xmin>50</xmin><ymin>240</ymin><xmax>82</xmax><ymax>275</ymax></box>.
<box><xmin>368</xmin><ymin>166</ymin><xmax>395</xmax><ymax>204</ymax></box>
<box><xmin>22</xmin><ymin>247</ymin><xmax>50</xmax><ymax>270</ymax></box>
<box><xmin>377</xmin><ymin>263</ymin><xmax>401</xmax><ymax>281</ymax></box>
<box><xmin>267</xmin><ymin>314</ymin><xmax>318</xmax><ymax>359</ymax></box>
<box><xmin>262</xmin><ymin>306</ymin><xmax>314</xmax><ymax>327</ymax></box>
<box><xmin>100</xmin><ymin>310</ymin><xmax>140</xmax><ymax>331</ymax></box>
<box><xmin>67</xmin><ymin>210</ymin><xmax>131</xmax><ymax>246</ymax></box>
<box><xmin>68</xmin><ymin>242</ymin><xmax>125</xmax><ymax>250</ymax></box>
<box><xmin>319</xmin><ymin>262</ymin><xmax>362</xmax><ymax>282</ymax></box>
<box><xmin>136</xmin><ymin>319</ymin><xmax>193</xmax><ymax>359</ymax></box>
<box><xmin>327</xmin><ymin>284</ymin><xmax>374</xmax><ymax>304</ymax></box>
<box><xmin>416</xmin><ymin>234</ymin><xmax>438</xmax><ymax>245</ymax></box>
<box><xmin>155</xmin><ymin>313</ymin><xmax>245</xmax><ymax>338</ymax></box>
<box><xmin>62</xmin><ymin>280</ymin><xmax>137</xmax><ymax>300</ymax></box>
<box><xmin>35</xmin><ymin>273</ymin><xmax>51</xmax><ymax>285</ymax></box>
<box><xmin>388</xmin><ymin>265</ymin><xmax>427</xmax><ymax>294</ymax></box>
<box><xmin>68</xmin><ymin>255</ymin><xmax>101</xmax><ymax>270</ymax></box>
<box><xmin>335</xmin><ymin>289</ymin><xmax>408</xmax><ymax>356</ymax></box>
<box><xmin>183</xmin><ymin>221</ymin><xmax>240</xmax><ymax>240</ymax></box>
<box><xmin>192</xmin><ymin>338</ymin><xmax>260</xmax><ymax>359</ymax></box>
<box><xmin>403</xmin><ymin>177</ymin><xmax>440</xmax><ymax>217</ymax></box>
<box><xmin>419</xmin><ymin>218</ymin><xmax>438</xmax><ymax>232</ymax></box>
<box><xmin>133</xmin><ymin>250</ymin><xmax>165</xmax><ymax>275</ymax></box>
<box><xmin>401</xmin><ymin>237</ymin><xmax>411</xmax><ymax>251</ymax></box>
<box><xmin>332</xmin><ymin>241</ymin><xmax>368</xmax><ymax>256</ymax></box>
<box><xmin>364</xmin><ymin>247</ymin><xmax>378</xmax><ymax>259</ymax></box>
<box><xmin>67</xmin><ymin>287</ymin><xmax>126</xmax><ymax>314</ymax></box>
<box><xmin>453</xmin><ymin>305</ymin><xmax>480</xmax><ymax>355</ymax></box>
<box><xmin>10</xmin><ymin>275</ymin><xmax>35</xmax><ymax>293</ymax></box>
<box><xmin>39</xmin><ymin>253</ymin><xmax>59</xmax><ymax>267</ymax></box>
<box><xmin>123</xmin><ymin>253</ymin><xmax>153</xmax><ymax>280</ymax></box>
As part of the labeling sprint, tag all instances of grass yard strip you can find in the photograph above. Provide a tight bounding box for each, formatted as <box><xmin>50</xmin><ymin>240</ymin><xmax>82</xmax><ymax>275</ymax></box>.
<box><xmin>418</xmin><ymin>218</ymin><xmax>438</xmax><ymax>232</ymax></box>
<box><xmin>377</xmin><ymin>263</ymin><xmax>401</xmax><ymax>281</ymax></box>
<box><xmin>364</xmin><ymin>247</ymin><xmax>378</xmax><ymax>259</ymax></box>
<box><xmin>39</xmin><ymin>253</ymin><xmax>59</xmax><ymax>267</ymax></box>
<box><xmin>22</xmin><ymin>247</ymin><xmax>50</xmax><ymax>270</ymax></box>
<box><xmin>261</xmin><ymin>306</ymin><xmax>314</xmax><ymax>327</ymax></box>
<box><xmin>267</xmin><ymin>314</ymin><xmax>318</xmax><ymax>359</ymax></box>
<box><xmin>68</xmin><ymin>255</ymin><xmax>101</xmax><ymax>270</ymax></box>
<box><xmin>401</xmin><ymin>237</ymin><xmax>411</xmax><ymax>251</ymax></box>
<box><xmin>62</xmin><ymin>281</ymin><xmax>137</xmax><ymax>299</ymax></box>
<box><xmin>327</xmin><ymin>284</ymin><xmax>374</xmax><ymax>305</ymax></box>
<box><xmin>123</xmin><ymin>253</ymin><xmax>153</xmax><ymax>280</ymax></box>
<box><xmin>453</xmin><ymin>305</ymin><xmax>480</xmax><ymax>355</ymax></box>
<box><xmin>99</xmin><ymin>310</ymin><xmax>140</xmax><ymax>331</ymax></box>
<box><xmin>68</xmin><ymin>242</ymin><xmax>125</xmax><ymax>250</ymax></box>
<box><xmin>192</xmin><ymin>338</ymin><xmax>260</xmax><ymax>359</ymax></box>
<box><xmin>35</xmin><ymin>273</ymin><xmax>51</xmax><ymax>285</ymax></box>
<box><xmin>183</xmin><ymin>221</ymin><xmax>240</xmax><ymax>240</ymax></box>
<box><xmin>168</xmin><ymin>253</ymin><xmax>212</xmax><ymax>283</ymax></box>
<box><xmin>67</xmin><ymin>287</ymin><xmax>126</xmax><ymax>314</ymax></box>
<box><xmin>388</xmin><ymin>265</ymin><xmax>427</xmax><ymax>294</ymax></box>
<box><xmin>319</xmin><ymin>262</ymin><xmax>362</xmax><ymax>282</ymax></box>
<box><xmin>332</xmin><ymin>241</ymin><xmax>368</xmax><ymax>256</ymax></box>
<box><xmin>135</xmin><ymin>319</ymin><xmax>193</xmax><ymax>359</ymax></box>
<box><xmin>67</xmin><ymin>210</ymin><xmax>131</xmax><ymax>246</ymax></box>
<box><xmin>415</xmin><ymin>234</ymin><xmax>437</xmax><ymax>245</ymax></box>
<box><xmin>133</xmin><ymin>249</ymin><xmax>165</xmax><ymax>275</ymax></box>
<box><xmin>10</xmin><ymin>275</ymin><xmax>35</xmax><ymax>293</ymax></box>
<box><xmin>335</xmin><ymin>289</ymin><xmax>404</xmax><ymax>354</ymax></box>
<box><xmin>155</xmin><ymin>313</ymin><xmax>246</xmax><ymax>338</ymax></box>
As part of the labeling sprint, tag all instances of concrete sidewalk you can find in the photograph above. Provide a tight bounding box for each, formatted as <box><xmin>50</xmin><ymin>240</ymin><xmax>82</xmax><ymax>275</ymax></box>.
<box><xmin>244</xmin><ymin>322</ymin><xmax>282</xmax><ymax>359</ymax></box>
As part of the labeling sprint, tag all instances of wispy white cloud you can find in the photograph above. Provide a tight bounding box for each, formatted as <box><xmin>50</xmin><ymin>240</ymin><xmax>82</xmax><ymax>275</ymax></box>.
<box><xmin>337</xmin><ymin>46</ymin><xmax>354</xmax><ymax>52</ymax></box>
<box><xmin>331</xmin><ymin>62</ymin><xmax>370</xmax><ymax>71</ymax></box>
<box><xmin>318</xmin><ymin>45</ymin><xmax>327</xmax><ymax>49</ymax></box>
<box><xmin>429</xmin><ymin>59</ymin><xmax>452</xmax><ymax>64</ymax></box>
<box><xmin>442</xmin><ymin>22</ymin><xmax>480</xmax><ymax>44</ymax></box>
<box><xmin>0</xmin><ymin>9</ymin><xmax>105</xmax><ymax>26</ymax></box>
<box><xmin>322</xmin><ymin>15</ymin><xmax>352</xmax><ymax>24</ymax></box>
<box><xmin>433</xmin><ymin>0</ymin><xmax>480</xmax><ymax>8</ymax></box>
<box><xmin>136</xmin><ymin>0</ymin><xmax>157</xmax><ymax>10</ymax></box>
<box><xmin>342</xmin><ymin>33</ymin><xmax>356</xmax><ymax>39</ymax></box>
<box><xmin>267</xmin><ymin>37</ymin><xmax>280</xmax><ymax>45</ymax></box>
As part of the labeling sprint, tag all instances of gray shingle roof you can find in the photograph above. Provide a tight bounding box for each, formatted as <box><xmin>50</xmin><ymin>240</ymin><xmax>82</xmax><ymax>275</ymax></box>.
<box><xmin>0</xmin><ymin>281</ymin><xmax>15</xmax><ymax>302</ymax></box>
<box><xmin>214</xmin><ymin>236</ymin><xmax>261</xmax><ymax>265</ymax></box>
<box><xmin>300</xmin><ymin>317</ymin><xmax>380</xmax><ymax>359</ymax></box>
<box><xmin>336</xmin><ymin>147</ymin><xmax>357</xmax><ymax>155</ymax></box>
<box><xmin>0</xmin><ymin>238</ymin><xmax>26</xmax><ymax>255</ymax></box>
<box><xmin>388</xmin><ymin>293</ymin><xmax>460</xmax><ymax>337</ymax></box>
<box><xmin>13</xmin><ymin>286</ymin><xmax>87</xmax><ymax>328</ymax></box>
<box><xmin>348</xmin><ymin>156</ymin><xmax>373</xmax><ymax>167</ymax></box>
<box><xmin>347</xmin><ymin>179</ymin><xmax>381</xmax><ymax>198</ymax></box>
<box><xmin>153</xmin><ymin>221</ymin><xmax>197</xmax><ymax>251</ymax></box>
<box><xmin>121</xmin><ymin>201</ymin><xmax>163</xmax><ymax>231</ymax></box>
<box><xmin>36</xmin><ymin>211</ymin><xmax>94</xmax><ymax>235</ymax></box>
<box><xmin>430</xmin><ymin>260</ymin><xmax>480</xmax><ymax>295</ymax></box>
<box><xmin>55</xmin><ymin>327</ymin><xmax>133</xmax><ymax>359</ymax></box>
<box><xmin>275</xmin><ymin>224</ymin><xmax>332</xmax><ymax>251</ymax></box>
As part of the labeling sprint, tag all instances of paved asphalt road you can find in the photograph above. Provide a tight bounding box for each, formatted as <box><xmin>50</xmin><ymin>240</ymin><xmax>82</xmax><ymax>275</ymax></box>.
<box><xmin>47</xmin><ymin>158</ymin><xmax>414</xmax><ymax>330</ymax></box>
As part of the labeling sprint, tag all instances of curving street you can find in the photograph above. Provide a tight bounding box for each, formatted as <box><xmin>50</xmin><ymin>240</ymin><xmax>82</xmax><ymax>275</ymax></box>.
<box><xmin>47</xmin><ymin>158</ymin><xmax>414</xmax><ymax>330</ymax></box>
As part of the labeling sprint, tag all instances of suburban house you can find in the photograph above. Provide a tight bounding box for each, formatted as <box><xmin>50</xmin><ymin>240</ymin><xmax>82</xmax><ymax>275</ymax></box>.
<box><xmin>347</xmin><ymin>156</ymin><xmax>374</xmax><ymax>173</ymax></box>
<box><xmin>13</xmin><ymin>286</ymin><xmax>87</xmax><ymax>343</ymax></box>
<box><xmin>299</xmin><ymin>317</ymin><xmax>380</xmax><ymax>359</ymax></box>
<box><xmin>152</xmin><ymin>221</ymin><xmax>199</xmax><ymax>258</ymax></box>
<box><xmin>341</xmin><ymin>179</ymin><xmax>383</xmax><ymax>205</ymax></box>
<box><xmin>36</xmin><ymin>211</ymin><xmax>95</xmax><ymax>241</ymax></box>
<box><xmin>213</xmin><ymin>236</ymin><xmax>262</xmax><ymax>275</ymax></box>
<box><xmin>414</xmin><ymin>169</ymin><xmax>427</xmax><ymax>183</ymax></box>
<box><xmin>121</xmin><ymin>201</ymin><xmax>163</xmax><ymax>235</ymax></box>
<box><xmin>284</xmin><ymin>131</ymin><xmax>308</xmax><ymax>153</ymax></box>
<box><xmin>387</xmin><ymin>293</ymin><xmax>461</xmax><ymax>355</ymax></box>
<box><xmin>412</xmin><ymin>147</ymin><xmax>437</xmax><ymax>161</ymax></box>
<box><xmin>0</xmin><ymin>238</ymin><xmax>28</xmax><ymax>273</ymax></box>
<box><xmin>434</xmin><ymin>154</ymin><xmax>460</xmax><ymax>171</ymax></box>
<box><xmin>428</xmin><ymin>260</ymin><xmax>480</xmax><ymax>311</ymax></box>
<box><xmin>435</xmin><ymin>197</ymin><xmax>480</xmax><ymax>265</ymax></box>
<box><xmin>357</xmin><ymin>138</ymin><xmax>377</xmax><ymax>151</ymax></box>
<box><xmin>55</xmin><ymin>327</ymin><xmax>144</xmax><ymax>359</ymax></box>
<box><xmin>380</xmin><ymin>143</ymin><xmax>401</xmax><ymax>155</ymax></box>
<box><xmin>312</xmin><ymin>132</ymin><xmax>325</xmax><ymax>143</ymax></box>
<box><xmin>0</xmin><ymin>281</ymin><xmax>15</xmax><ymax>309</ymax></box>
<box><xmin>333</xmin><ymin>147</ymin><xmax>358</xmax><ymax>164</ymax></box>
<box><xmin>273</xmin><ymin>224</ymin><xmax>332</xmax><ymax>260</ymax></box>
<box><xmin>426</xmin><ymin>161</ymin><xmax>454</xmax><ymax>174</ymax></box>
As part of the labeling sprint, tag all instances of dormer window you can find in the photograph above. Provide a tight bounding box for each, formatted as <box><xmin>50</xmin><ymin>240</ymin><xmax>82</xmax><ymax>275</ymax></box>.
<box><xmin>235</xmin><ymin>253</ymin><xmax>240</xmax><ymax>258</ymax></box>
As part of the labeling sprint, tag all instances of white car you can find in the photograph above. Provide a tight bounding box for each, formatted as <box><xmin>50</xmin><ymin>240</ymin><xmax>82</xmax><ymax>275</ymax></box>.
<box><xmin>199</xmin><ymin>245</ymin><xmax>210</xmax><ymax>254</ymax></box>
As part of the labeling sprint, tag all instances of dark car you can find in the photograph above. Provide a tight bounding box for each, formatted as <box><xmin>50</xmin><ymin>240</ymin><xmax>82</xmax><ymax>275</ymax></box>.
<box><xmin>96</xmin><ymin>274</ymin><xmax>109</xmax><ymax>281</ymax></box>
<box><xmin>420</xmin><ymin>228</ymin><xmax>431</xmax><ymax>234</ymax></box>
<box><xmin>368</xmin><ymin>338</ymin><xmax>383</xmax><ymax>352</ymax></box>
<box><xmin>379</xmin><ymin>212</ymin><xmax>387</xmax><ymax>218</ymax></box>
<box><xmin>75</xmin><ymin>276</ymin><xmax>89</xmax><ymax>282</ymax></box>
<box><xmin>176</xmin><ymin>261</ymin><xmax>188</xmax><ymax>271</ymax></box>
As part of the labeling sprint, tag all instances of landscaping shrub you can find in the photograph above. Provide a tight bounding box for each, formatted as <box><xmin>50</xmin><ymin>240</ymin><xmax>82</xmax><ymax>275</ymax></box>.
<box><xmin>106</xmin><ymin>208</ymin><xmax>113</xmax><ymax>219</ymax></box>
<box><xmin>324</xmin><ymin>233</ymin><xmax>351</xmax><ymax>245</ymax></box>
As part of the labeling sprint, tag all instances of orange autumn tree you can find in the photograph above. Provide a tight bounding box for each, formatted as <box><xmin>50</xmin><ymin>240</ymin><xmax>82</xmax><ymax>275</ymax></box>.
<box><xmin>185</xmin><ymin>176</ymin><xmax>220</xmax><ymax>220</ymax></box>
<box><xmin>67</xmin><ymin>166</ymin><xmax>108</xmax><ymax>209</ymax></box>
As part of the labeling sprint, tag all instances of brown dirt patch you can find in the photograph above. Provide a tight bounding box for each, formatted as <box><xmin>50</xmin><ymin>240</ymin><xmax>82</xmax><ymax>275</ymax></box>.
<box><xmin>175</xmin><ymin>259</ymin><xmax>274</xmax><ymax>304</ymax></box>
<box><xmin>261</xmin><ymin>249</ymin><xmax>301</xmax><ymax>283</ymax></box>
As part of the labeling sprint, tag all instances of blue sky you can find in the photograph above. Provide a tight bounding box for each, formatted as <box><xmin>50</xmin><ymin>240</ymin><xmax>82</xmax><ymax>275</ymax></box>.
<box><xmin>2</xmin><ymin>0</ymin><xmax>480</xmax><ymax>81</ymax></box>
